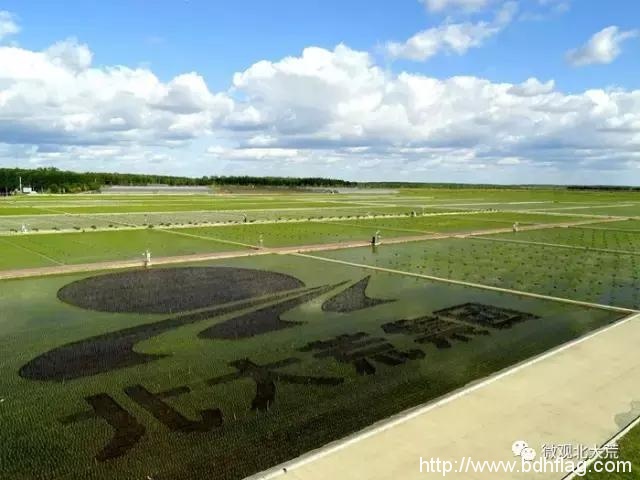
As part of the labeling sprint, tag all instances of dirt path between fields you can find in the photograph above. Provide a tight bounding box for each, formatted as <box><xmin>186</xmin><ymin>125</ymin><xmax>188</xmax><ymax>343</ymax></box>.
<box><xmin>0</xmin><ymin>216</ymin><xmax>624</xmax><ymax>281</ymax></box>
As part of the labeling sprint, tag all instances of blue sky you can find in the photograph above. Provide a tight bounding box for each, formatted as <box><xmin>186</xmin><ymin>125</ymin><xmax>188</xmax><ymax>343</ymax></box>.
<box><xmin>6</xmin><ymin>0</ymin><xmax>639</xmax><ymax>91</ymax></box>
<box><xmin>1</xmin><ymin>0</ymin><xmax>640</xmax><ymax>183</ymax></box>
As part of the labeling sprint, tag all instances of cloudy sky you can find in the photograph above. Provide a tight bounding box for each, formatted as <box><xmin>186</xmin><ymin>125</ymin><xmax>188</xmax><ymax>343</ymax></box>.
<box><xmin>1</xmin><ymin>0</ymin><xmax>640</xmax><ymax>184</ymax></box>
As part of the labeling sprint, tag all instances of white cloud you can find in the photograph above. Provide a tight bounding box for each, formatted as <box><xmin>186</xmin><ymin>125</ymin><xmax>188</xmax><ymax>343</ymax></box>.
<box><xmin>207</xmin><ymin>146</ymin><xmax>301</xmax><ymax>161</ymax></box>
<box><xmin>232</xmin><ymin>44</ymin><xmax>387</xmax><ymax>135</ymax></box>
<box><xmin>3</xmin><ymin>36</ymin><xmax>640</xmax><ymax>182</ymax></box>
<box><xmin>508</xmin><ymin>78</ymin><xmax>555</xmax><ymax>97</ymax></box>
<box><xmin>45</xmin><ymin>38</ymin><xmax>93</xmax><ymax>71</ymax></box>
<box><xmin>0</xmin><ymin>11</ymin><xmax>19</xmax><ymax>41</ymax></box>
<box><xmin>154</xmin><ymin>72</ymin><xmax>232</xmax><ymax>115</ymax></box>
<box><xmin>247</xmin><ymin>134</ymin><xmax>277</xmax><ymax>146</ymax></box>
<box><xmin>0</xmin><ymin>40</ymin><xmax>233</xmax><ymax>149</ymax></box>
<box><xmin>538</xmin><ymin>0</ymin><xmax>570</xmax><ymax>13</ymax></box>
<box><xmin>519</xmin><ymin>0</ymin><xmax>571</xmax><ymax>21</ymax></box>
<box><xmin>497</xmin><ymin>156</ymin><xmax>522</xmax><ymax>165</ymax></box>
<box><xmin>567</xmin><ymin>26</ymin><xmax>638</xmax><ymax>67</ymax></box>
<box><xmin>421</xmin><ymin>0</ymin><xmax>493</xmax><ymax>13</ymax></box>
<box><xmin>224</xmin><ymin>44</ymin><xmax>640</xmax><ymax>179</ymax></box>
<box><xmin>386</xmin><ymin>2</ymin><xmax>517</xmax><ymax>61</ymax></box>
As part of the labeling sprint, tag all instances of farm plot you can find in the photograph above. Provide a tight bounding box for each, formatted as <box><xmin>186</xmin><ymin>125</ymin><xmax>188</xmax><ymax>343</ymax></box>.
<box><xmin>96</xmin><ymin>205</ymin><xmax>439</xmax><ymax>225</ymax></box>
<box><xmin>314</xmin><ymin>238</ymin><xmax>640</xmax><ymax>309</ymax></box>
<box><xmin>1</xmin><ymin>200</ymin><xmax>359</xmax><ymax>215</ymax></box>
<box><xmin>175</xmin><ymin>221</ymin><xmax>419</xmax><ymax>248</ymax></box>
<box><xmin>0</xmin><ymin>253</ymin><xmax>622</xmax><ymax>480</ymax></box>
<box><xmin>436</xmin><ymin>202</ymin><xmax>626</xmax><ymax>213</ymax></box>
<box><xmin>0</xmin><ymin>213</ymin><xmax>120</xmax><ymax>233</ymax></box>
<box><xmin>320</xmin><ymin>215</ymin><xmax>514</xmax><ymax>235</ymax></box>
<box><xmin>329</xmin><ymin>212</ymin><xmax>584</xmax><ymax>235</ymax></box>
<box><xmin>0</xmin><ymin>206</ymin><xmax>57</xmax><ymax>215</ymax></box>
<box><xmin>484</xmin><ymin>227</ymin><xmax>640</xmax><ymax>253</ymax></box>
<box><xmin>87</xmin><ymin>211</ymin><xmax>248</xmax><ymax>228</ymax></box>
<box><xmin>579</xmin><ymin>219</ymin><xmax>640</xmax><ymax>232</ymax></box>
<box><xmin>0</xmin><ymin>206</ymin><xmax>439</xmax><ymax>234</ymax></box>
<box><xmin>0</xmin><ymin>229</ymin><xmax>248</xmax><ymax>270</ymax></box>
<box><xmin>0</xmin><ymin>237</ymin><xmax>62</xmax><ymax>269</ymax></box>
<box><xmin>243</xmin><ymin>205</ymin><xmax>451</xmax><ymax>221</ymax></box>
<box><xmin>422</xmin><ymin>202</ymin><xmax>562</xmax><ymax>211</ymax></box>
<box><xmin>544</xmin><ymin>205</ymin><xmax>640</xmax><ymax>217</ymax></box>
<box><xmin>0</xmin><ymin>209</ymin><xmax>317</xmax><ymax>234</ymax></box>
<box><xmin>468</xmin><ymin>212</ymin><xmax>585</xmax><ymax>224</ymax></box>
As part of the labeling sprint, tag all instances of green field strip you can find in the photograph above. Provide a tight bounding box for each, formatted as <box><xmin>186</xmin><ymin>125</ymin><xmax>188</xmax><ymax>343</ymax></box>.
<box><xmin>172</xmin><ymin>222</ymin><xmax>415</xmax><ymax>249</ymax></box>
<box><xmin>571</xmin><ymin>219</ymin><xmax>640</xmax><ymax>232</ymax></box>
<box><xmin>483</xmin><ymin>227</ymin><xmax>640</xmax><ymax>253</ymax></box>
<box><xmin>500</xmin><ymin>209</ymin><xmax>604</xmax><ymax>217</ymax></box>
<box><xmin>292</xmin><ymin>252</ymin><xmax>637</xmax><ymax>314</ymax></box>
<box><xmin>156</xmin><ymin>227</ymin><xmax>260</xmax><ymax>249</ymax></box>
<box><xmin>535</xmin><ymin>206</ymin><xmax>640</xmax><ymax>217</ymax></box>
<box><xmin>0</xmin><ymin>208</ymin><xmax>465</xmax><ymax>235</ymax></box>
<box><xmin>14</xmin><ymin>231</ymin><xmax>143</xmax><ymax>265</ymax></box>
<box><xmin>316</xmin><ymin>220</ymin><xmax>433</xmax><ymax>235</ymax></box>
<box><xmin>0</xmin><ymin>229</ymin><xmax>250</xmax><ymax>269</ymax></box>
<box><xmin>0</xmin><ymin>204</ymin><xmax>408</xmax><ymax>218</ymax></box>
<box><xmin>77</xmin><ymin>212</ymin><xmax>140</xmax><ymax>228</ymax></box>
<box><xmin>533</xmin><ymin>203</ymin><xmax>635</xmax><ymax>211</ymax></box>
<box><xmin>32</xmin><ymin>206</ymin><xmax>72</xmax><ymax>216</ymax></box>
<box><xmin>423</xmin><ymin>202</ymin><xmax>557</xmax><ymax>212</ymax></box>
<box><xmin>2</xmin><ymin>202</ymin><xmax>366</xmax><ymax>216</ymax></box>
<box><xmin>501</xmin><ymin>209</ymin><xmax>615</xmax><ymax>218</ymax></box>
<box><xmin>322</xmin><ymin>210</ymin><xmax>565</xmax><ymax>227</ymax></box>
<box><xmin>459</xmin><ymin>212</ymin><xmax>586</xmax><ymax>225</ymax></box>
<box><xmin>572</xmin><ymin>226</ymin><xmax>640</xmax><ymax>234</ymax></box>
<box><xmin>0</xmin><ymin>250</ymin><xmax>266</xmax><ymax>280</ymax></box>
<box><xmin>314</xmin><ymin>215</ymin><xmax>515</xmax><ymax>234</ymax></box>
<box><xmin>0</xmin><ymin>206</ymin><xmax>56</xmax><ymax>216</ymax></box>
<box><xmin>473</xmin><ymin>235</ymin><xmax>640</xmax><ymax>257</ymax></box>
<box><xmin>310</xmin><ymin>235</ymin><xmax>640</xmax><ymax>310</ymax></box>
<box><xmin>0</xmin><ymin>236</ymin><xmax>64</xmax><ymax>268</ymax></box>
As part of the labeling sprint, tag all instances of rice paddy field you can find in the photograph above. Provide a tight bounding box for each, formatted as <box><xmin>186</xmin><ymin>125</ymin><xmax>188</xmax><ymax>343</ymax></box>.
<box><xmin>2</xmin><ymin>187</ymin><xmax>640</xmax><ymax>479</ymax></box>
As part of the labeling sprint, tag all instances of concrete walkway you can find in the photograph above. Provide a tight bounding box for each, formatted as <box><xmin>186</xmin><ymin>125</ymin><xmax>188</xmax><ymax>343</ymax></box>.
<box><xmin>251</xmin><ymin>313</ymin><xmax>640</xmax><ymax>480</ymax></box>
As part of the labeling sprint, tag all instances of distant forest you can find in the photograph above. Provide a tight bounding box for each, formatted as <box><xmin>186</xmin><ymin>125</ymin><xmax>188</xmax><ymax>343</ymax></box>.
<box><xmin>0</xmin><ymin>167</ymin><xmax>356</xmax><ymax>194</ymax></box>
<box><xmin>1</xmin><ymin>167</ymin><xmax>639</xmax><ymax>194</ymax></box>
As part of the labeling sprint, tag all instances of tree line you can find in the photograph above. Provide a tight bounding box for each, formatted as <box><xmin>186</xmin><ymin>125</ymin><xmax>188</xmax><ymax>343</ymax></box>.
<box><xmin>2</xmin><ymin>167</ymin><xmax>636</xmax><ymax>194</ymax></box>
<box><xmin>0</xmin><ymin>168</ymin><xmax>356</xmax><ymax>194</ymax></box>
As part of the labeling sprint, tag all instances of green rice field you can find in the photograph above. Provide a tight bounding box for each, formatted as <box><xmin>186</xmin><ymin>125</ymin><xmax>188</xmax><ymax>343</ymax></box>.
<box><xmin>1</xmin><ymin>187</ymin><xmax>639</xmax><ymax>479</ymax></box>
